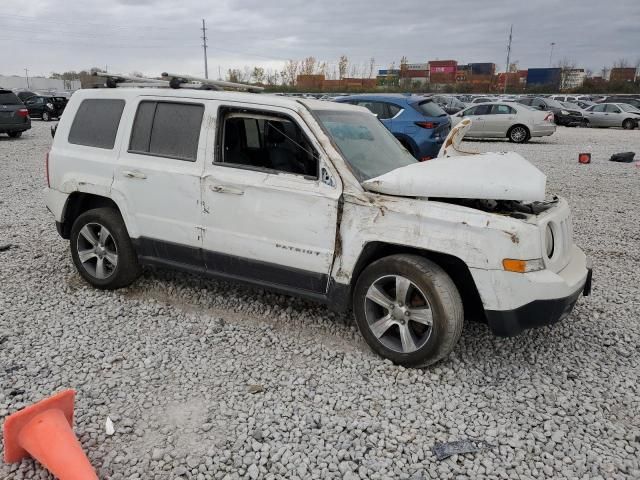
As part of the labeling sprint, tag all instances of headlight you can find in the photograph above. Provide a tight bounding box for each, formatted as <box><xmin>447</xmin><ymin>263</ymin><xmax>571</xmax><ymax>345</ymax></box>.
<box><xmin>46</xmin><ymin>103</ymin><xmax>54</xmax><ymax>109</ymax></box>
<box><xmin>561</xmin><ymin>110</ymin><xmax>569</xmax><ymax>115</ymax></box>
<box><xmin>545</xmin><ymin>224</ymin><xmax>555</xmax><ymax>258</ymax></box>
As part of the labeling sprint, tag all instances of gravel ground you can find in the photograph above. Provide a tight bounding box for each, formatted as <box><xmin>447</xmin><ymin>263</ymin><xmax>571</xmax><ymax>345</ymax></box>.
<box><xmin>1</xmin><ymin>122</ymin><xmax>639</xmax><ymax>479</ymax></box>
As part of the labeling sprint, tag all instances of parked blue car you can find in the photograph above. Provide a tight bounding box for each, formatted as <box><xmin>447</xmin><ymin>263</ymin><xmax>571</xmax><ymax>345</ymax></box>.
<box><xmin>332</xmin><ymin>94</ymin><xmax>450</xmax><ymax>160</ymax></box>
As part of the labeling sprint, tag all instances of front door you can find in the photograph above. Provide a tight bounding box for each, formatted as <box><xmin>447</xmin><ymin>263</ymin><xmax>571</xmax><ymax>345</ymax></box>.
<box><xmin>200</xmin><ymin>102</ymin><xmax>341</xmax><ymax>295</ymax></box>
<box><xmin>112</xmin><ymin>97</ymin><xmax>208</xmax><ymax>266</ymax></box>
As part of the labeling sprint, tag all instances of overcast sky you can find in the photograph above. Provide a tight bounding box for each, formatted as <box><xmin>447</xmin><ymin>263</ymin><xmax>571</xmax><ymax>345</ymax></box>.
<box><xmin>2</xmin><ymin>0</ymin><xmax>639</xmax><ymax>79</ymax></box>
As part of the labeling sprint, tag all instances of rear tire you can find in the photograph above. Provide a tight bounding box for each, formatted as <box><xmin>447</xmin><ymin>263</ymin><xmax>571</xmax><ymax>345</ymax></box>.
<box><xmin>353</xmin><ymin>254</ymin><xmax>463</xmax><ymax>368</ymax></box>
<box><xmin>622</xmin><ymin>119</ymin><xmax>635</xmax><ymax>130</ymax></box>
<box><xmin>70</xmin><ymin>208</ymin><xmax>141</xmax><ymax>289</ymax></box>
<box><xmin>8</xmin><ymin>131</ymin><xmax>22</xmax><ymax>138</ymax></box>
<box><xmin>508</xmin><ymin>125</ymin><xmax>529</xmax><ymax>143</ymax></box>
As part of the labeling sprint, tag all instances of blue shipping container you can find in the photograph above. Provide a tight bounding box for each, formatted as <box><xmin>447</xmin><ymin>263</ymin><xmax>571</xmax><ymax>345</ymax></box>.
<box><xmin>527</xmin><ymin>68</ymin><xmax>561</xmax><ymax>86</ymax></box>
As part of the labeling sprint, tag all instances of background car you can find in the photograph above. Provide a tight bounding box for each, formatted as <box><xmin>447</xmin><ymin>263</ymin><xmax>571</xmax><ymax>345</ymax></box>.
<box><xmin>23</xmin><ymin>95</ymin><xmax>67</xmax><ymax>121</ymax></box>
<box><xmin>0</xmin><ymin>89</ymin><xmax>31</xmax><ymax>138</ymax></box>
<box><xmin>431</xmin><ymin>95</ymin><xmax>466</xmax><ymax>114</ymax></box>
<box><xmin>599</xmin><ymin>96</ymin><xmax>640</xmax><ymax>109</ymax></box>
<box><xmin>451</xmin><ymin>102</ymin><xmax>555</xmax><ymax>143</ymax></box>
<box><xmin>517</xmin><ymin>97</ymin><xmax>583</xmax><ymax>126</ymax></box>
<box><xmin>333</xmin><ymin>94</ymin><xmax>450</xmax><ymax>160</ymax></box>
<box><xmin>583</xmin><ymin>103</ymin><xmax>640</xmax><ymax>129</ymax></box>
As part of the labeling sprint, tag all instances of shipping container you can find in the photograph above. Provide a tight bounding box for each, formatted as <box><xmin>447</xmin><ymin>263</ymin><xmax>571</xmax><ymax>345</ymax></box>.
<box><xmin>470</xmin><ymin>63</ymin><xmax>496</xmax><ymax>76</ymax></box>
<box><xmin>527</xmin><ymin>68</ymin><xmax>561</xmax><ymax>87</ymax></box>
<box><xmin>405</xmin><ymin>63</ymin><xmax>428</xmax><ymax>71</ymax></box>
<box><xmin>378</xmin><ymin>69</ymin><xmax>400</xmax><ymax>76</ymax></box>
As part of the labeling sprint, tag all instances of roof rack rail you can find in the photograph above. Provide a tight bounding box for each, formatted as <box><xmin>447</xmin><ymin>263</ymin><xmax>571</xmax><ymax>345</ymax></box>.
<box><xmin>92</xmin><ymin>71</ymin><xmax>263</xmax><ymax>93</ymax></box>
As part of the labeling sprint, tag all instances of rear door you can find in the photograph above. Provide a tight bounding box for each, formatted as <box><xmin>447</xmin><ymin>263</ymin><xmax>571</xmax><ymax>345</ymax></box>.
<box><xmin>112</xmin><ymin>97</ymin><xmax>208</xmax><ymax>266</ymax></box>
<box><xmin>484</xmin><ymin>104</ymin><xmax>516</xmax><ymax>136</ymax></box>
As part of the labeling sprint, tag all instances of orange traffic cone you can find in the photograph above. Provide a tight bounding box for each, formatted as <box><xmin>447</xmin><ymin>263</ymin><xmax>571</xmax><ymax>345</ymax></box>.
<box><xmin>3</xmin><ymin>389</ymin><xmax>98</xmax><ymax>480</ymax></box>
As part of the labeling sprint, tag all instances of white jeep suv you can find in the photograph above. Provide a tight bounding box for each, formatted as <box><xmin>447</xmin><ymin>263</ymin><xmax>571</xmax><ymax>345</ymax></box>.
<box><xmin>45</xmin><ymin>87</ymin><xmax>592</xmax><ymax>367</ymax></box>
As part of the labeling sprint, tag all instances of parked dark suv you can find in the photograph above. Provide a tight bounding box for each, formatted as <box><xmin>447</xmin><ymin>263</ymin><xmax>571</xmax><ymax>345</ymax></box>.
<box><xmin>0</xmin><ymin>89</ymin><xmax>31</xmax><ymax>138</ymax></box>
<box><xmin>517</xmin><ymin>97</ymin><xmax>583</xmax><ymax>126</ymax></box>
<box><xmin>23</xmin><ymin>95</ymin><xmax>67</xmax><ymax>121</ymax></box>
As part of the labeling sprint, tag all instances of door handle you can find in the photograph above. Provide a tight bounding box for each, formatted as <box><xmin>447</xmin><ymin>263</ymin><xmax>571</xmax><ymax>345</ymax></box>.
<box><xmin>122</xmin><ymin>170</ymin><xmax>147</xmax><ymax>179</ymax></box>
<box><xmin>209</xmin><ymin>184</ymin><xmax>244</xmax><ymax>195</ymax></box>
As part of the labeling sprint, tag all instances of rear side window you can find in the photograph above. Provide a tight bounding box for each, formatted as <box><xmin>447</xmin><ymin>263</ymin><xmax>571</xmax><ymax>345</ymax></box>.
<box><xmin>129</xmin><ymin>101</ymin><xmax>204</xmax><ymax>161</ymax></box>
<box><xmin>415</xmin><ymin>100</ymin><xmax>446</xmax><ymax>117</ymax></box>
<box><xmin>68</xmin><ymin>99</ymin><xmax>125</xmax><ymax>149</ymax></box>
<box><xmin>0</xmin><ymin>91</ymin><xmax>22</xmax><ymax>105</ymax></box>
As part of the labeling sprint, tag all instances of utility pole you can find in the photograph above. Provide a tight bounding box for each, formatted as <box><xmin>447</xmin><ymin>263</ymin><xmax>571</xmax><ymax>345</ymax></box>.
<box><xmin>201</xmin><ymin>19</ymin><xmax>209</xmax><ymax>79</ymax></box>
<box><xmin>24</xmin><ymin>68</ymin><xmax>30</xmax><ymax>89</ymax></box>
<box><xmin>504</xmin><ymin>24</ymin><xmax>513</xmax><ymax>94</ymax></box>
<box><xmin>549</xmin><ymin>42</ymin><xmax>556</xmax><ymax>67</ymax></box>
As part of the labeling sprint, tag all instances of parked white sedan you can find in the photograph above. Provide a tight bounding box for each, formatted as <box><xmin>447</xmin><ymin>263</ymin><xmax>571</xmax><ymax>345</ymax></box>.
<box><xmin>451</xmin><ymin>102</ymin><xmax>556</xmax><ymax>143</ymax></box>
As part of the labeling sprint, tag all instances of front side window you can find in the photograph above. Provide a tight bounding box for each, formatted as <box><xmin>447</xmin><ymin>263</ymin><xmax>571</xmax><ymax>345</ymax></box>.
<box><xmin>129</xmin><ymin>101</ymin><xmax>204</xmax><ymax>161</ymax></box>
<box><xmin>315</xmin><ymin>109</ymin><xmax>416</xmax><ymax>182</ymax></box>
<box><xmin>472</xmin><ymin>104</ymin><xmax>492</xmax><ymax>115</ymax></box>
<box><xmin>590</xmin><ymin>105</ymin><xmax>606</xmax><ymax>112</ymax></box>
<box><xmin>605</xmin><ymin>104</ymin><xmax>621</xmax><ymax>113</ymax></box>
<box><xmin>217</xmin><ymin>109</ymin><xmax>318</xmax><ymax>178</ymax></box>
<box><xmin>68</xmin><ymin>99</ymin><xmax>126</xmax><ymax>149</ymax></box>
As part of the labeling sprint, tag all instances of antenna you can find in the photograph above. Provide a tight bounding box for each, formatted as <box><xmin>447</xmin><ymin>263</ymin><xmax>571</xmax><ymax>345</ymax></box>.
<box><xmin>504</xmin><ymin>24</ymin><xmax>513</xmax><ymax>94</ymax></box>
<box><xmin>201</xmin><ymin>19</ymin><xmax>209</xmax><ymax>79</ymax></box>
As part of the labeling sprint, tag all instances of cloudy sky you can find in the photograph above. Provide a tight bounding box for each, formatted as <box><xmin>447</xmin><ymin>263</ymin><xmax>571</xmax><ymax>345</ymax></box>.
<box><xmin>2</xmin><ymin>0</ymin><xmax>639</xmax><ymax>79</ymax></box>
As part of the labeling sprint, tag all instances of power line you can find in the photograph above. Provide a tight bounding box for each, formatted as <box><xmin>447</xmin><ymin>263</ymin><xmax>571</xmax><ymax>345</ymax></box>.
<box><xmin>202</xmin><ymin>19</ymin><xmax>209</xmax><ymax>79</ymax></box>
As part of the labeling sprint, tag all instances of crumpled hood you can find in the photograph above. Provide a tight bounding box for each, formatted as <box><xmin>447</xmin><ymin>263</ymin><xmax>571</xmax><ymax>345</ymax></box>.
<box><xmin>361</xmin><ymin>151</ymin><xmax>547</xmax><ymax>202</ymax></box>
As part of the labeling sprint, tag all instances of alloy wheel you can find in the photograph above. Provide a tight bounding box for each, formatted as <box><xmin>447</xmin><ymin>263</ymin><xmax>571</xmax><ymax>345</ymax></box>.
<box><xmin>510</xmin><ymin>126</ymin><xmax>527</xmax><ymax>142</ymax></box>
<box><xmin>76</xmin><ymin>223</ymin><xmax>118</xmax><ymax>279</ymax></box>
<box><xmin>364</xmin><ymin>275</ymin><xmax>433</xmax><ymax>353</ymax></box>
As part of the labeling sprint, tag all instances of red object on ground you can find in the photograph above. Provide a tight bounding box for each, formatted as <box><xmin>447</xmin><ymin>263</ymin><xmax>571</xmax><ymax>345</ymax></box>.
<box><xmin>578</xmin><ymin>153</ymin><xmax>591</xmax><ymax>164</ymax></box>
<box><xmin>3</xmin><ymin>389</ymin><xmax>98</xmax><ymax>480</ymax></box>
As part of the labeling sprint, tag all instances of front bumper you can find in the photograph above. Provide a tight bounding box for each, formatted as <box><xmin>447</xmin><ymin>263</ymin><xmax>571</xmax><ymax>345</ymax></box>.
<box><xmin>486</xmin><ymin>265</ymin><xmax>591</xmax><ymax>336</ymax></box>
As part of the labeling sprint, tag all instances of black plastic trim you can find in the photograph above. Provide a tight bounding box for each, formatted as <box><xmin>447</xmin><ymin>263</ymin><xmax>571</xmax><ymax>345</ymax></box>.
<box><xmin>486</xmin><ymin>275</ymin><xmax>589</xmax><ymax>337</ymax></box>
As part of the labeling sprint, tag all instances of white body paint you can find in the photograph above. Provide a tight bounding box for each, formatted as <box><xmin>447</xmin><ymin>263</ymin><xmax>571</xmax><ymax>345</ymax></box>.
<box><xmin>46</xmin><ymin>88</ymin><xmax>589</xmax><ymax>317</ymax></box>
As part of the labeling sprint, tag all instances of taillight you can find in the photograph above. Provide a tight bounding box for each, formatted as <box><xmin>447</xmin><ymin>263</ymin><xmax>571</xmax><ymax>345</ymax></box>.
<box><xmin>544</xmin><ymin>113</ymin><xmax>554</xmax><ymax>122</ymax></box>
<box><xmin>45</xmin><ymin>151</ymin><xmax>50</xmax><ymax>187</ymax></box>
<box><xmin>415</xmin><ymin>121</ymin><xmax>438</xmax><ymax>129</ymax></box>
<box><xmin>420</xmin><ymin>156</ymin><xmax>433</xmax><ymax>162</ymax></box>
<box><xmin>17</xmin><ymin>108</ymin><xmax>29</xmax><ymax>118</ymax></box>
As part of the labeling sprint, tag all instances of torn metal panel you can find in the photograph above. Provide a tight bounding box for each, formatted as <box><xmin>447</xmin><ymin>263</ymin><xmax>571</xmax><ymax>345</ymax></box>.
<box><xmin>437</xmin><ymin>118</ymin><xmax>475</xmax><ymax>158</ymax></box>
<box><xmin>362</xmin><ymin>152</ymin><xmax>547</xmax><ymax>202</ymax></box>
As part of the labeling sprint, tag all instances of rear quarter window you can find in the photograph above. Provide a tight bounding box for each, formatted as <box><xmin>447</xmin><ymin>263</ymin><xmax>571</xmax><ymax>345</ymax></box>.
<box><xmin>68</xmin><ymin>99</ymin><xmax>126</xmax><ymax>149</ymax></box>
<box><xmin>128</xmin><ymin>101</ymin><xmax>204</xmax><ymax>161</ymax></box>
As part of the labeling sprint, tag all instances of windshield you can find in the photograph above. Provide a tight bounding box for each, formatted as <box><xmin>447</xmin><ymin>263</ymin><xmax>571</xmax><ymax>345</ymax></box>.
<box><xmin>543</xmin><ymin>98</ymin><xmax>564</xmax><ymax>109</ymax></box>
<box><xmin>315</xmin><ymin>110</ymin><xmax>417</xmax><ymax>182</ymax></box>
<box><xmin>620</xmin><ymin>104</ymin><xmax>640</xmax><ymax>113</ymax></box>
<box><xmin>415</xmin><ymin>100</ymin><xmax>447</xmax><ymax>117</ymax></box>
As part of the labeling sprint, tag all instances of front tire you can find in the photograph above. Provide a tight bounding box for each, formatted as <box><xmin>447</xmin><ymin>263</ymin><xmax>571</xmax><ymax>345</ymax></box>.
<box><xmin>353</xmin><ymin>255</ymin><xmax>463</xmax><ymax>367</ymax></box>
<box><xmin>70</xmin><ymin>208</ymin><xmax>141</xmax><ymax>289</ymax></box>
<box><xmin>508</xmin><ymin>125</ymin><xmax>529</xmax><ymax>143</ymax></box>
<box><xmin>622</xmin><ymin>119</ymin><xmax>635</xmax><ymax>130</ymax></box>
<box><xmin>8</xmin><ymin>131</ymin><xmax>22</xmax><ymax>138</ymax></box>
<box><xmin>41</xmin><ymin>111</ymin><xmax>51</xmax><ymax>121</ymax></box>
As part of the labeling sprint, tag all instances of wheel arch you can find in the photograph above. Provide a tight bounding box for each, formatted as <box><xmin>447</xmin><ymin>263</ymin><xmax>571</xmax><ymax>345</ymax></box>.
<box><xmin>344</xmin><ymin>241</ymin><xmax>485</xmax><ymax>322</ymax></box>
<box><xmin>507</xmin><ymin>123</ymin><xmax>530</xmax><ymax>139</ymax></box>
<box><xmin>59</xmin><ymin>192</ymin><xmax>125</xmax><ymax>239</ymax></box>
<box><xmin>393</xmin><ymin>133</ymin><xmax>418</xmax><ymax>157</ymax></box>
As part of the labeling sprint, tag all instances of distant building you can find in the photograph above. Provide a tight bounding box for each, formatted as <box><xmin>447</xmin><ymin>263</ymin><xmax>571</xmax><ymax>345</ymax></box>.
<box><xmin>399</xmin><ymin>63</ymin><xmax>429</xmax><ymax>87</ymax></box>
<box><xmin>0</xmin><ymin>75</ymin><xmax>80</xmax><ymax>91</ymax></box>
<box><xmin>377</xmin><ymin>69</ymin><xmax>401</xmax><ymax>87</ymax></box>
<box><xmin>561</xmin><ymin>68</ymin><xmax>586</xmax><ymax>90</ymax></box>
<box><xmin>609</xmin><ymin>67</ymin><xmax>637</xmax><ymax>83</ymax></box>
<box><xmin>296</xmin><ymin>74</ymin><xmax>376</xmax><ymax>91</ymax></box>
